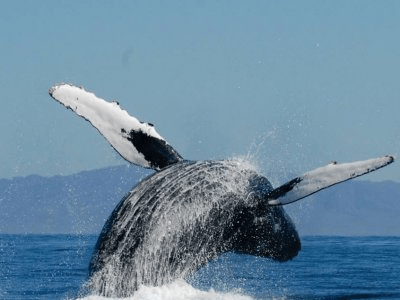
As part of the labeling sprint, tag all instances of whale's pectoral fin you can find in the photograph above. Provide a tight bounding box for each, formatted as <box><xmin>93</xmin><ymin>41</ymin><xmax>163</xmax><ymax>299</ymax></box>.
<box><xmin>49</xmin><ymin>84</ymin><xmax>183</xmax><ymax>170</ymax></box>
<box><xmin>267</xmin><ymin>155</ymin><xmax>395</xmax><ymax>206</ymax></box>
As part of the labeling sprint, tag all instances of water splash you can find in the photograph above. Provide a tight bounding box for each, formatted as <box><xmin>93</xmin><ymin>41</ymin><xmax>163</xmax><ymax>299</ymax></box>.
<box><xmin>86</xmin><ymin>159</ymin><xmax>261</xmax><ymax>297</ymax></box>
<box><xmin>78</xmin><ymin>279</ymin><xmax>254</xmax><ymax>300</ymax></box>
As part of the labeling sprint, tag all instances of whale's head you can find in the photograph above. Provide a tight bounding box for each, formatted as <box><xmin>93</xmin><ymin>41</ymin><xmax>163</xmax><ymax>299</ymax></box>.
<box><xmin>228</xmin><ymin>175</ymin><xmax>301</xmax><ymax>262</ymax></box>
<box><xmin>233</xmin><ymin>205</ymin><xmax>301</xmax><ymax>261</ymax></box>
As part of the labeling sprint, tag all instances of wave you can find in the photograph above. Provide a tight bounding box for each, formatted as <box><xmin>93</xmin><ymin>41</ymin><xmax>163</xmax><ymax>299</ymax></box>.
<box><xmin>77</xmin><ymin>279</ymin><xmax>254</xmax><ymax>300</ymax></box>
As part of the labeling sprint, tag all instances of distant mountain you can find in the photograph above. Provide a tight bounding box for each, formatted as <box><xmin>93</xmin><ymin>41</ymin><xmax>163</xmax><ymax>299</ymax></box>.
<box><xmin>0</xmin><ymin>166</ymin><xmax>151</xmax><ymax>234</ymax></box>
<box><xmin>0</xmin><ymin>167</ymin><xmax>399</xmax><ymax>235</ymax></box>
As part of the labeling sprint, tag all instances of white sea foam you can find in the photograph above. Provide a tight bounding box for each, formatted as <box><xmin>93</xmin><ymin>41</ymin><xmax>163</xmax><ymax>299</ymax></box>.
<box><xmin>77</xmin><ymin>279</ymin><xmax>253</xmax><ymax>300</ymax></box>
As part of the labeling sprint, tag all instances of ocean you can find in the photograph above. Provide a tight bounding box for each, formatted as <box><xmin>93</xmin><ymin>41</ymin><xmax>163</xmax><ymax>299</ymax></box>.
<box><xmin>1</xmin><ymin>235</ymin><xmax>399</xmax><ymax>300</ymax></box>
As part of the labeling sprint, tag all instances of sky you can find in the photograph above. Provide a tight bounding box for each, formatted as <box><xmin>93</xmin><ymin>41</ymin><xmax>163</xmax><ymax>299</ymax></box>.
<box><xmin>1</xmin><ymin>0</ymin><xmax>399</xmax><ymax>183</ymax></box>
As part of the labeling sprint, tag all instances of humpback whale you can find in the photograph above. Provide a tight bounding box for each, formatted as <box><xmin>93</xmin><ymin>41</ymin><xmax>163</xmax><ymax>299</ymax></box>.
<box><xmin>49</xmin><ymin>84</ymin><xmax>394</xmax><ymax>297</ymax></box>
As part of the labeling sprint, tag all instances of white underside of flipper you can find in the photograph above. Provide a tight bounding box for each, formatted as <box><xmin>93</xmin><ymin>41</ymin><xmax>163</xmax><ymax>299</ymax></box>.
<box><xmin>268</xmin><ymin>155</ymin><xmax>395</xmax><ymax>206</ymax></box>
<box><xmin>49</xmin><ymin>84</ymin><xmax>182</xmax><ymax>170</ymax></box>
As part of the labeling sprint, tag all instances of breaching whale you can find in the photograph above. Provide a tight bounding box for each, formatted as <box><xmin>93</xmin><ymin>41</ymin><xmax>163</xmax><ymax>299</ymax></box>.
<box><xmin>49</xmin><ymin>84</ymin><xmax>394</xmax><ymax>297</ymax></box>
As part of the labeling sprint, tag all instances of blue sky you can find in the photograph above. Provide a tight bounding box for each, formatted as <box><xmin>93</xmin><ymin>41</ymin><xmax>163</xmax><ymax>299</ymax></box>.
<box><xmin>1</xmin><ymin>0</ymin><xmax>399</xmax><ymax>183</ymax></box>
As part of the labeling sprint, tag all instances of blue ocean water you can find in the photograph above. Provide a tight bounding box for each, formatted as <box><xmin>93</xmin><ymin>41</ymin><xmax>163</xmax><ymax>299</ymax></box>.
<box><xmin>1</xmin><ymin>235</ymin><xmax>399</xmax><ymax>300</ymax></box>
